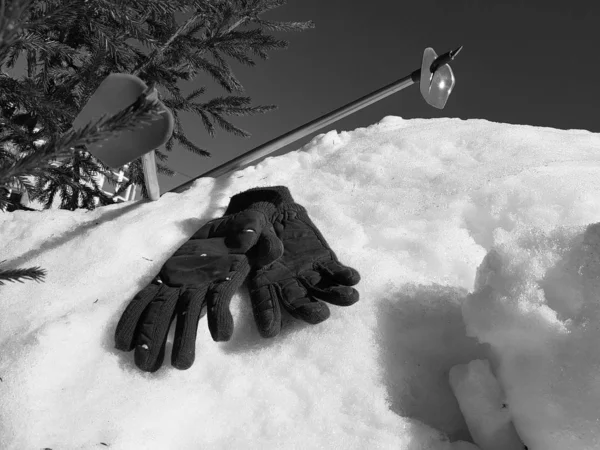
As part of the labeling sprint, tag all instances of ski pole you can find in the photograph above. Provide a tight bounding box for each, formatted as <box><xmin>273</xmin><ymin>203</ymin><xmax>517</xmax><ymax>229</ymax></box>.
<box><xmin>170</xmin><ymin>45</ymin><xmax>462</xmax><ymax>194</ymax></box>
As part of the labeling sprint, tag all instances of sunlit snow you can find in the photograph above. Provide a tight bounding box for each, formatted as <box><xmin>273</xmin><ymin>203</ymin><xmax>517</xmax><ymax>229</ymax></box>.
<box><xmin>1</xmin><ymin>116</ymin><xmax>600</xmax><ymax>449</ymax></box>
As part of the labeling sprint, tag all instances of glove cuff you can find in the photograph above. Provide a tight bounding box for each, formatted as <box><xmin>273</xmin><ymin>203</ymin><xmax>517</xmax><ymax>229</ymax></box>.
<box><xmin>225</xmin><ymin>186</ymin><xmax>295</xmax><ymax>218</ymax></box>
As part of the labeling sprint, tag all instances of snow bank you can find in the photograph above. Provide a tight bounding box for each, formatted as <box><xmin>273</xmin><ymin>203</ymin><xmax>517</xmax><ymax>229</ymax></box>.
<box><xmin>1</xmin><ymin>117</ymin><xmax>599</xmax><ymax>449</ymax></box>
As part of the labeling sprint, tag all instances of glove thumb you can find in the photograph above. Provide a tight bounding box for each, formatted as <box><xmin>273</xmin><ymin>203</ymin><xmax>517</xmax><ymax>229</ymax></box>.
<box><xmin>251</xmin><ymin>222</ymin><xmax>283</xmax><ymax>267</ymax></box>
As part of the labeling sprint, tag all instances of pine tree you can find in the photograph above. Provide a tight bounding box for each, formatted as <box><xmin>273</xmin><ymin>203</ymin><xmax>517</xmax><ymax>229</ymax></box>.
<box><xmin>0</xmin><ymin>0</ymin><xmax>314</xmax><ymax>210</ymax></box>
<box><xmin>0</xmin><ymin>0</ymin><xmax>313</xmax><ymax>284</ymax></box>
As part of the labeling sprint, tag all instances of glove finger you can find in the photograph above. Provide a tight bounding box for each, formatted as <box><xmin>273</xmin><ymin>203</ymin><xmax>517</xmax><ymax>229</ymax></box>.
<box><xmin>280</xmin><ymin>277</ymin><xmax>330</xmax><ymax>325</ymax></box>
<box><xmin>207</xmin><ymin>259</ymin><xmax>250</xmax><ymax>342</ymax></box>
<box><xmin>223</xmin><ymin>210</ymin><xmax>284</xmax><ymax>260</ymax></box>
<box><xmin>115</xmin><ymin>281</ymin><xmax>162</xmax><ymax>352</ymax></box>
<box><xmin>301</xmin><ymin>269</ymin><xmax>359</xmax><ymax>306</ymax></box>
<box><xmin>252</xmin><ymin>222</ymin><xmax>284</xmax><ymax>267</ymax></box>
<box><xmin>141</xmin><ymin>338</ymin><xmax>168</xmax><ymax>373</ymax></box>
<box><xmin>317</xmin><ymin>260</ymin><xmax>361</xmax><ymax>286</ymax></box>
<box><xmin>192</xmin><ymin>212</ymin><xmax>263</xmax><ymax>252</ymax></box>
<box><xmin>193</xmin><ymin>212</ymin><xmax>267</xmax><ymax>244</ymax></box>
<box><xmin>249</xmin><ymin>282</ymin><xmax>282</xmax><ymax>338</ymax></box>
<box><xmin>189</xmin><ymin>217</ymin><xmax>226</xmax><ymax>240</ymax></box>
<box><xmin>306</xmin><ymin>283</ymin><xmax>360</xmax><ymax>307</ymax></box>
<box><xmin>133</xmin><ymin>285</ymin><xmax>180</xmax><ymax>372</ymax></box>
<box><xmin>299</xmin><ymin>268</ymin><xmax>358</xmax><ymax>306</ymax></box>
<box><xmin>171</xmin><ymin>288</ymin><xmax>208</xmax><ymax>370</ymax></box>
<box><xmin>187</xmin><ymin>212</ymin><xmax>283</xmax><ymax>266</ymax></box>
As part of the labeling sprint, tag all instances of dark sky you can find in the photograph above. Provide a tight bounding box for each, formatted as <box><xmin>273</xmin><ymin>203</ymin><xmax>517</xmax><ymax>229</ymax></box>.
<box><xmin>161</xmin><ymin>0</ymin><xmax>600</xmax><ymax>193</ymax></box>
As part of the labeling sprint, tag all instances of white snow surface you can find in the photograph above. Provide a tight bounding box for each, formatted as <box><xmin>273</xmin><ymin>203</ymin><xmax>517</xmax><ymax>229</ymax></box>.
<box><xmin>1</xmin><ymin>116</ymin><xmax>600</xmax><ymax>449</ymax></box>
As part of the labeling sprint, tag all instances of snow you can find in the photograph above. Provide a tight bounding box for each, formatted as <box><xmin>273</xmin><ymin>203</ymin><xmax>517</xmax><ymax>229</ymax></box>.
<box><xmin>449</xmin><ymin>359</ymin><xmax>524</xmax><ymax>449</ymax></box>
<box><xmin>1</xmin><ymin>116</ymin><xmax>600</xmax><ymax>449</ymax></box>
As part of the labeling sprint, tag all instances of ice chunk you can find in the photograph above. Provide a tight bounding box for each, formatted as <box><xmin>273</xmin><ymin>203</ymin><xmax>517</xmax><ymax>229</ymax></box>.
<box><xmin>462</xmin><ymin>223</ymin><xmax>600</xmax><ymax>448</ymax></box>
<box><xmin>449</xmin><ymin>359</ymin><xmax>525</xmax><ymax>450</ymax></box>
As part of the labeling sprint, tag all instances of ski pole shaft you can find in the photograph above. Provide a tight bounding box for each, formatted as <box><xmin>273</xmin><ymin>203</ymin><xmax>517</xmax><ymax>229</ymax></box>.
<box><xmin>170</xmin><ymin>70</ymin><xmax>420</xmax><ymax>193</ymax></box>
<box><xmin>169</xmin><ymin>45</ymin><xmax>462</xmax><ymax>194</ymax></box>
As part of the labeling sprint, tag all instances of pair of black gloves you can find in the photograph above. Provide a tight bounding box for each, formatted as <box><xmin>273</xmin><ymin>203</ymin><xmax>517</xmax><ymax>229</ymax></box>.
<box><xmin>114</xmin><ymin>186</ymin><xmax>361</xmax><ymax>372</ymax></box>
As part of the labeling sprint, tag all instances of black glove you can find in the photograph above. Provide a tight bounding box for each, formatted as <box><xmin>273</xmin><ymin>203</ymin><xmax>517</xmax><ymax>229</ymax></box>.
<box><xmin>225</xmin><ymin>186</ymin><xmax>360</xmax><ymax>338</ymax></box>
<box><xmin>114</xmin><ymin>209</ymin><xmax>283</xmax><ymax>372</ymax></box>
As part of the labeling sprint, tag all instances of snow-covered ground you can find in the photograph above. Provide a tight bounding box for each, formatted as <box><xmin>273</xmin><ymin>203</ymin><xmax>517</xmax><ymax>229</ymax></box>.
<box><xmin>1</xmin><ymin>116</ymin><xmax>600</xmax><ymax>450</ymax></box>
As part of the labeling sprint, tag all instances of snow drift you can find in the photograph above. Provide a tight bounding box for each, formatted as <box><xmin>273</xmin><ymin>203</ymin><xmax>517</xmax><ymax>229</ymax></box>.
<box><xmin>1</xmin><ymin>116</ymin><xmax>600</xmax><ymax>449</ymax></box>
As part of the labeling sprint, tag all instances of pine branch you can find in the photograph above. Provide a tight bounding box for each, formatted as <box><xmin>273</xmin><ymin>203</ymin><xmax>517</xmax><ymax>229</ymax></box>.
<box><xmin>254</xmin><ymin>0</ymin><xmax>287</xmax><ymax>14</ymax></box>
<box><xmin>112</xmin><ymin>158</ymin><xmax>148</xmax><ymax>199</ymax></box>
<box><xmin>185</xmin><ymin>86</ymin><xmax>206</xmax><ymax>101</ymax></box>
<box><xmin>254</xmin><ymin>19</ymin><xmax>315</xmax><ymax>32</ymax></box>
<box><xmin>198</xmin><ymin>110</ymin><xmax>215</xmax><ymax>137</ymax></box>
<box><xmin>172</xmin><ymin>131</ymin><xmax>210</xmax><ymax>155</ymax></box>
<box><xmin>25</xmin><ymin>0</ymin><xmax>83</xmax><ymax>30</ymax></box>
<box><xmin>154</xmin><ymin>148</ymin><xmax>169</xmax><ymax>162</ymax></box>
<box><xmin>1</xmin><ymin>0</ymin><xmax>314</xmax><ymax>210</ymax></box>
<box><xmin>209</xmin><ymin>112</ymin><xmax>250</xmax><ymax>138</ymax></box>
<box><xmin>186</xmin><ymin>51</ymin><xmax>243</xmax><ymax>92</ymax></box>
<box><xmin>91</xmin><ymin>1</ymin><xmax>157</xmax><ymax>48</ymax></box>
<box><xmin>225</xmin><ymin>16</ymin><xmax>248</xmax><ymax>34</ymax></box>
<box><xmin>0</xmin><ymin>92</ymin><xmax>163</xmax><ymax>187</ymax></box>
<box><xmin>132</xmin><ymin>9</ymin><xmax>206</xmax><ymax>77</ymax></box>
<box><xmin>111</xmin><ymin>0</ymin><xmax>191</xmax><ymax>18</ymax></box>
<box><xmin>155</xmin><ymin>163</ymin><xmax>175</xmax><ymax>177</ymax></box>
<box><xmin>0</xmin><ymin>0</ymin><xmax>35</xmax><ymax>64</ymax></box>
<box><xmin>0</xmin><ymin>260</ymin><xmax>46</xmax><ymax>285</ymax></box>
